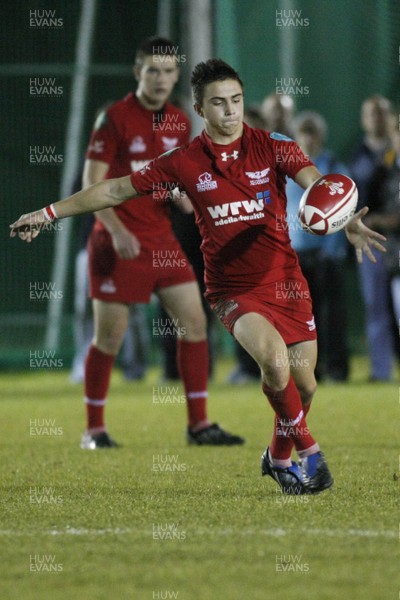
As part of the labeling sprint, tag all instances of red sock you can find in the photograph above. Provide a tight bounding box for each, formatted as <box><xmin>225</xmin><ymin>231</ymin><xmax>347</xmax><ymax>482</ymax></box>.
<box><xmin>177</xmin><ymin>339</ymin><xmax>209</xmax><ymax>428</ymax></box>
<box><xmin>270</xmin><ymin>403</ymin><xmax>311</xmax><ymax>460</ymax></box>
<box><xmin>262</xmin><ymin>377</ymin><xmax>316</xmax><ymax>454</ymax></box>
<box><xmin>84</xmin><ymin>345</ymin><xmax>115</xmax><ymax>433</ymax></box>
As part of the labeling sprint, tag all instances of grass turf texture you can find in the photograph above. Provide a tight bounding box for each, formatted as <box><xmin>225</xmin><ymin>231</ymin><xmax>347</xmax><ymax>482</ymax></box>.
<box><xmin>0</xmin><ymin>357</ymin><xmax>398</xmax><ymax>600</ymax></box>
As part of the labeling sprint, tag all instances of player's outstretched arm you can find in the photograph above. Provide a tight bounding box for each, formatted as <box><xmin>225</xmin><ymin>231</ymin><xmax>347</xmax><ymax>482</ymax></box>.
<box><xmin>294</xmin><ymin>166</ymin><xmax>322</xmax><ymax>189</ymax></box>
<box><xmin>9</xmin><ymin>175</ymin><xmax>136</xmax><ymax>242</ymax></box>
<box><xmin>345</xmin><ymin>206</ymin><xmax>387</xmax><ymax>264</ymax></box>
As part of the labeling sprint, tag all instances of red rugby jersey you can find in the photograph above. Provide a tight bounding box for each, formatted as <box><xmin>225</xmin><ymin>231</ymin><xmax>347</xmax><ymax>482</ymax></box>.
<box><xmin>130</xmin><ymin>123</ymin><xmax>314</xmax><ymax>292</ymax></box>
<box><xmin>86</xmin><ymin>92</ymin><xmax>191</xmax><ymax>236</ymax></box>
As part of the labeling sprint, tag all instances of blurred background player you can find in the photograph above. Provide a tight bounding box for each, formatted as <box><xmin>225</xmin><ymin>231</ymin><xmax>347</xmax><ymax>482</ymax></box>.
<box><xmin>81</xmin><ymin>37</ymin><xmax>244</xmax><ymax>448</ymax></box>
<box><xmin>350</xmin><ymin>95</ymin><xmax>395</xmax><ymax>381</ymax></box>
<box><xmin>285</xmin><ymin>111</ymin><xmax>350</xmax><ymax>382</ymax></box>
<box><xmin>70</xmin><ymin>106</ymin><xmax>150</xmax><ymax>384</ymax></box>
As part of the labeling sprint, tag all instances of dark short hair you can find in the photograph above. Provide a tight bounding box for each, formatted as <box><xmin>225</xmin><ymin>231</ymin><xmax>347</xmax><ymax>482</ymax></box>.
<box><xmin>135</xmin><ymin>36</ymin><xmax>179</xmax><ymax>64</ymax></box>
<box><xmin>191</xmin><ymin>59</ymin><xmax>244</xmax><ymax>105</ymax></box>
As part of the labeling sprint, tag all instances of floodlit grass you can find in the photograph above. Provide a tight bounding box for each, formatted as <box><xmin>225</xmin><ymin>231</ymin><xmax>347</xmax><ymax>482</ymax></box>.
<box><xmin>0</xmin><ymin>358</ymin><xmax>398</xmax><ymax>599</ymax></box>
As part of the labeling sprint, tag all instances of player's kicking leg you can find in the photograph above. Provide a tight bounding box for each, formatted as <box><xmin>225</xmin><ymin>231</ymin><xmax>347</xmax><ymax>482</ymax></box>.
<box><xmin>157</xmin><ymin>281</ymin><xmax>244</xmax><ymax>445</ymax></box>
<box><xmin>286</xmin><ymin>340</ymin><xmax>333</xmax><ymax>493</ymax></box>
<box><xmin>233</xmin><ymin>313</ymin><xmax>333</xmax><ymax>494</ymax></box>
<box><xmin>80</xmin><ymin>299</ymin><xmax>128</xmax><ymax>449</ymax></box>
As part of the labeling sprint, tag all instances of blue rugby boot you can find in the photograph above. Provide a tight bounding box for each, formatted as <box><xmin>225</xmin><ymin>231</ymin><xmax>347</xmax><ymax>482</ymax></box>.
<box><xmin>300</xmin><ymin>451</ymin><xmax>334</xmax><ymax>494</ymax></box>
<box><xmin>261</xmin><ymin>447</ymin><xmax>306</xmax><ymax>495</ymax></box>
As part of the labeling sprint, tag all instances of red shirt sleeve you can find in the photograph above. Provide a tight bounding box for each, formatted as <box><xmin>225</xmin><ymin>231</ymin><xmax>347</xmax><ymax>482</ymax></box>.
<box><xmin>129</xmin><ymin>148</ymin><xmax>181</xmax><ymax>196</ymax></box>
<box><xmin>85</xmin><ymin>109</ymin><xmax>119</xmax><ymax>164</ymax></box>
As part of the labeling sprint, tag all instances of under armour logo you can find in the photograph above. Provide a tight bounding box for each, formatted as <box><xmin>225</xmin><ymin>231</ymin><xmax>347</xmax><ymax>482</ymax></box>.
<box><xmin>221</xmin><ymin>150</ymin><xmax>239</xmax><ymax>161</ymax></box>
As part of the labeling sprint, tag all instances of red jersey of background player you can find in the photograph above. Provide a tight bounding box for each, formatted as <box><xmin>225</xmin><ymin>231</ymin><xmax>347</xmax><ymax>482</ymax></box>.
<box><xmin>86</xmin><ymin>92</ymin><xmax>191</xmax><ymax>237</ymax></box>
<box><xmin>130</xmin><ymin>123</ymin><xmax>314</xmax><ymax>293</ymax></box>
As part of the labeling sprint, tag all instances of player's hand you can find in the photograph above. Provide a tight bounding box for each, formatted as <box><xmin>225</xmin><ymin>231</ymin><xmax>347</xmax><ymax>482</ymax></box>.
<box><xmin>171</xmin><ymin>188</ymin><xmax>194</xmax><ymax>214</ymax></box>
<box><xmin>111</xmin><ymin>229</ymin><xmax>141</xmax><ymax>259</ymax></box>
<box><xmin>345</xmin><ymin>206</ymin><xmax>387</xmax><ymax>264</ymax></box>
<box><xmin>9</xmin><ymin>210</ymin><xmax>46</xmax><ymax>242</ymax></box>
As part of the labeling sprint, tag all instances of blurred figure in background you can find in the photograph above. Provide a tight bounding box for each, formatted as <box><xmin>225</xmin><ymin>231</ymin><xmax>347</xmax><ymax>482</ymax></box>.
<box><xmin>285</xmin><ymin>111</ymin><xmax>350</xmax><ymax>381</ymax></box>
<box><xmin>350</xmin><ymin>96</ymin><xmax>394</xmax><ymax>381</ymax></box>
<box><xmin>350</xmin><ymin>96</ymin><xmax>392</xmax><ymax>207</ymax></box>
<box><xmin>244</xmin><ymin>104</ymin><xmax>266</xmax><ymax>129</ymax></box>
<box><xmin>70</xmin><ymin>137</ymin><xmax>150</xmax><ymax>384</ymax></box>
<box><xmin>362</xmin><ymin>112</ymin><xmax>400</xmax><ymax>379</ymax></box>
<box><xmin>260</xmin><ymin>93</ymin><xmax>295</xmax><ymax>137</ymax></box>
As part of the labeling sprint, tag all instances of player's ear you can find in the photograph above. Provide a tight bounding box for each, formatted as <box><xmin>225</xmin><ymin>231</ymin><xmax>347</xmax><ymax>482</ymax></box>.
<box><xmin>194</xmin><ymin>103</ymin><xmax>203</xmax><ymax>117</ymax></box>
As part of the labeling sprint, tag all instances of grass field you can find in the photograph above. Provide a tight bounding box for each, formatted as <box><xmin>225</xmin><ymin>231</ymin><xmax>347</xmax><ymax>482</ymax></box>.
<box><xmin>0</xmin><ymin>357</ymin><xmax>398</xmax><ymax>600</ymax></box>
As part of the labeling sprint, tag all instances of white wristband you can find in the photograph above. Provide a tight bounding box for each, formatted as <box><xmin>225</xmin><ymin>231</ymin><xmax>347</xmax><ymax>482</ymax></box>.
<box><xmin>42</xmin><ymin>204</ymin><xmax>58</xmax><ymax>222</ymax></box>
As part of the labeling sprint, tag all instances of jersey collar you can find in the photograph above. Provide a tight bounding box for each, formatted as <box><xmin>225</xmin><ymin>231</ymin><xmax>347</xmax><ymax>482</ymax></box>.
<box><xmin>199</xmin><ymin>123</ymin><xmax>250</xmax><ymax>176</ymax></box>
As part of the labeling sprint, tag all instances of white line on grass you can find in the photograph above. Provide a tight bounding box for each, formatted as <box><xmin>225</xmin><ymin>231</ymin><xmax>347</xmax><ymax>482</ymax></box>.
<box><xmin>0</xmin><ymin>527</ymin><xmax>396</xmax><ymax>539</ymax></box>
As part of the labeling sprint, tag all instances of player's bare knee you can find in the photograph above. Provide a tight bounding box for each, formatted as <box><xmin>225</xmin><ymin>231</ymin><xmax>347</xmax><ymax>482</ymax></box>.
<box><xmin>259</xmin><ymin>344</ymin><xmax>289</xmax><ymax>388</ymax></box>
<box><xmin>180</xmin><ymin>308</ymin><xmax>207</xmax><ymax>341</ymax></box>
<box><xmin>263</xmin><ymin>369</ymin><xmax>290</xmax><ymax>391</ymax></box>
<box><xmin>94</xmin><ymin>329</ymin><xmax>124</xmax><ymax>355</ymax></box>
<box><xmin>297</xmin><ymin>379</ymin><xmax>317</xmax><ymax>405</ymax></box>
<box><xmin>260</xmin><ymin>355</ymin><xmax>290</xmax><ymax>391</ymax></box>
